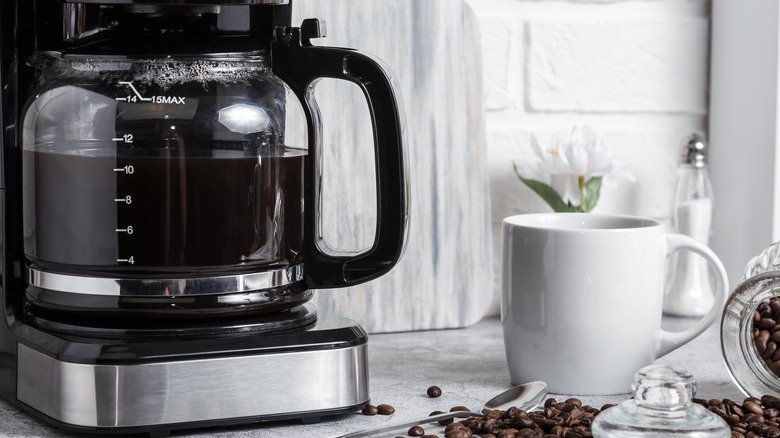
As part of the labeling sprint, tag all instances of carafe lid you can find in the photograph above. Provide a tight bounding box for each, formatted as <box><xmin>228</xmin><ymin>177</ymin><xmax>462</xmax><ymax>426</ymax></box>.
<box><xmin>592</xmin><ymin>365</ymin><xmax>730</xmax><ymax>438</ymax></box>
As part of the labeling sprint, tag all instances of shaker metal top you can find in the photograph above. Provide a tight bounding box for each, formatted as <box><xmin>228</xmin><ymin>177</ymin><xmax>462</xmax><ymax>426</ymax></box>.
<box><xmin>682</xmin><ymin>133</ymin><xmax>708</xmax><ymax>167</ymax></box>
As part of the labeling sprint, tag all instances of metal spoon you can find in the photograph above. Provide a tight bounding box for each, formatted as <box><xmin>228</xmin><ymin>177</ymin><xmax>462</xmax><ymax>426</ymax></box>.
<box><xmin>335</xmin><ymin>381</ymin><xmax>548</xmax><ymax>438</ymax></box>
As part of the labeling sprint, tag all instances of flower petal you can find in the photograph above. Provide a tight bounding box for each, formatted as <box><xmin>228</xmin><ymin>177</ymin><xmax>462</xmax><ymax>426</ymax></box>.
<box><xmin>531</xmin><ymin>135</ymin><xmax>546</xmax><ymax>159</ymax></box>
<box><xmin>551</xmin><ymin>174</ymin><xmax>581</xmax><ymax>206</ymax></box>
<box><xmin>565</xmin><ymin>143</ymin><xmax>589</xmax><ymax>176</ymax></box>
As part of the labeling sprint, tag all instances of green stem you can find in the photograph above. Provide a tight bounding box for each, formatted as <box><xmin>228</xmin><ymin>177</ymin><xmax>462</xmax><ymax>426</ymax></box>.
<box><xmin>578</xmin><ymin>175</ymin><xmax>585</xmax><ymax>213</ymax></box>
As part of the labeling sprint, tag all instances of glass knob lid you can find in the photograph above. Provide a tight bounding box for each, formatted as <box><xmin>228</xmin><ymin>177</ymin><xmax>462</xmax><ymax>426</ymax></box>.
<box><xmin>632</xmin><ymin>365</ymin><xmax>695</xmax><ymax>411</ymax></box>
<box><xmin>592</xmin><ymin>365</ymin><xmax>730</xmax><ymax>437</ymax></box>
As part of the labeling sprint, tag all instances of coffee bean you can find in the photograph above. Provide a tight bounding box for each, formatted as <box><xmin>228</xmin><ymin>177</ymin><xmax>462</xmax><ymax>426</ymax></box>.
<box><xmin>444</xmin><ymin>429</ymin><xmax>472</xmax><ymax>438</ymax></box>
<box><xmin>427</xmin><ymin>385</ymin><xmax>443</xmax><ymax>398</ymax></box>
<box><xmin>430</xmin><ymin>410</ymin><xmax>454</xmax><ymax>426</ymax></box>
<box><xmin>409</xmin><ymin>425</ymin><xmax>425</xmax><ymax>436</ymax></box>
<box><xmin>745</xmin><ymin>400</ymin><xmax>764</xmax><ymax>416</ymax></box>
<box><xmin>513</xmin><ymin>416</ymin><xmax>535</xmax><ymax>429</ymax></box>
<box><xmin>765</xmin><ymin>342</ymin><xmax>779</xmax><ymax>360</ymax></box>
<box><xmin>378</xmin><ymin>404</ymin><xmax>396</xmax><ymax>415</ymax></box>
<box><xmin>361</xmin><ymin>404</ymin><xmax>378</xmax><ymax>416</ymax></box>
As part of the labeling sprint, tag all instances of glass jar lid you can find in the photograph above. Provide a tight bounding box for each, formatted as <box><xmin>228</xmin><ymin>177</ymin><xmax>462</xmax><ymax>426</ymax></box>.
<box><xmin>592</xmin><ymin>365</ymin><xmax>730</xmax><ymax>438</ymax></box>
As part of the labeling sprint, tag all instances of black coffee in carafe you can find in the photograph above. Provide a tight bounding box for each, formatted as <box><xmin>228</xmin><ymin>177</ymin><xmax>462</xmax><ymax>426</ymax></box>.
<box><xmin>24</xmin><ymin>146</ymin><xmax>305</xmax><ymax>273</ymax></box>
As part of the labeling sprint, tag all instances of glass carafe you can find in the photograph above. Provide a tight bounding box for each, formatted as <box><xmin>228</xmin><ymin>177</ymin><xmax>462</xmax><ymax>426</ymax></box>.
<box><xmin>20</xmin><ymin>24</ymin><xmax>406</xmax><ymax>321</ymax></box>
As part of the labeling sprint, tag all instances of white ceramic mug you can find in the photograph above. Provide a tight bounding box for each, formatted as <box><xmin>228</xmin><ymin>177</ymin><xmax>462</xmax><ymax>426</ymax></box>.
<box><xmin>501</xmin><ymin>213</ymin><xmax>729</xmax><ymax>395</ymax></box>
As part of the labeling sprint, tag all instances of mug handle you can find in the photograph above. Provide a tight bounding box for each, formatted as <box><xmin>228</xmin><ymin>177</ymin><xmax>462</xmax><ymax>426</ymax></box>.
<box><xmin>656</xmin><ymin>233</ymin><xmax>730</xmax><ymax>357</ymax></box>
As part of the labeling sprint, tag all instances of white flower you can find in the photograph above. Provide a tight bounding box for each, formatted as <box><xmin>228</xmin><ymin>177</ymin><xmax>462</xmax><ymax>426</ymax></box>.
<box><xmin>530</xmin><ymin>125</ymin><xmax>630</xmax><ymax>207</ymax></box>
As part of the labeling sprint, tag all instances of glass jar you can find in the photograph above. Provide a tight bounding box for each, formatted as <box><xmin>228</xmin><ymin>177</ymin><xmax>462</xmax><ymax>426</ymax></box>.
<box><xmin>722</xmin><ymin>240</ymin><xmax>780</xmax><ymax>396</ymax></box>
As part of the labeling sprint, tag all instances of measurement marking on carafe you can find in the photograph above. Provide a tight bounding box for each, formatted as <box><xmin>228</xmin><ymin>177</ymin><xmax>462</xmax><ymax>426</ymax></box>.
<box><xmin>113</xmin><ymin>134</ymin><xmax>134</xmax><ymax>143</ymax></box>
<box><xmin>115</xmin><ymin>196</ymin><xmax>133</xmax><ymax>204</ymax></box>
<box><xmin>116</xmin><ymin>226</ymin><xmax>134</xmax><ymax>234</ymax></box>
<box><xmin>116</xmin><ymin>81</ymin><xmax>152</xmax><ymax>102</ymax></box>
<box><xmin>115</xmin><ymin>82</ymin><xmax>185</xmax><ymax>104</ymax></box>
<box><xmin>117</xmin><ymin>257</ymin><xmax>135</xmax><ymax>265</ymax></box>
<box><xmin>113</xmin><ymin>165</ymin><xmax>135</xmax><ymax>174</ymax></box>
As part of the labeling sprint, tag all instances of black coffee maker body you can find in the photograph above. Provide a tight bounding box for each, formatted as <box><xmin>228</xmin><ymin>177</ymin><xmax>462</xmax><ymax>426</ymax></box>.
<box><xmin>0</xmin><ymin>0</ymin><xmax>406</xmax><ymax>434</ymax></box>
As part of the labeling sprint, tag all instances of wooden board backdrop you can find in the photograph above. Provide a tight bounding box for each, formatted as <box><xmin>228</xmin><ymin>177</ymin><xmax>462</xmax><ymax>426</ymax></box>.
<box><xmin>293</xmin><ymin>0</ymin><xmax>492</xmax><ymax>333</ymax></box>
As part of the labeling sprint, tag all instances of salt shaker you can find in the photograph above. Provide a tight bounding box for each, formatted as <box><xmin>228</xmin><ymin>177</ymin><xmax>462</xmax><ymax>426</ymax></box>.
<box><xmin>592</xmin><ymin>364</ymin><xmax>731</xmax><ymax>438</ymax></box>
<box><xmin>663</xmin><ymin>133</ymin><xmax>715</xmax><ymax>317</ymax></box>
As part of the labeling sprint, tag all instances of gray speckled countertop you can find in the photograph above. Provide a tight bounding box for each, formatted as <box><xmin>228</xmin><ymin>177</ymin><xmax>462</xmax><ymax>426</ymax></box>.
<box><xmin>0</xmin><ymin>316</ymin><xmax>742</xmax><ymax>438</ymax></box>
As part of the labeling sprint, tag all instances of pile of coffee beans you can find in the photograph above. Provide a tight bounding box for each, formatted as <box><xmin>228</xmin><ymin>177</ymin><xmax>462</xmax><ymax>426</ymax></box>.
<box><xmin>430</xmin><ymin>395</ymin><xmax>780</xmax><ymax>438</ymax></box>
<box><xmin>456</xmin><ymin>397</ymin><xmax>602</xmax><ymax>438</ymax></box>
<box><xmin>395</xmin><ymin>397</ymin><xmax>606</xmax><ymax>438</ymax></box>
<box><xmin>372</xmin><ymin>386</ymin><xmax>780</xmax><ymax>437</ymax></box>
<box><xmin>753</xmin><ymin>297</ymin><xmax>780</xmax><ymax>376</ymax></box>
<box><xmin>693</xmin><ymin>395</ymin><xmax>780</xmax><ymax>438</ymax></box>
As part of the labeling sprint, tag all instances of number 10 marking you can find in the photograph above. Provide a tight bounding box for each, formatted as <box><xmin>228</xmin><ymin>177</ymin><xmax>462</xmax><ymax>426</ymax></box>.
<box><xmin>114</xmin><ymin>165</ymin><xmax>135</xmax><ymax>174</ymax></box>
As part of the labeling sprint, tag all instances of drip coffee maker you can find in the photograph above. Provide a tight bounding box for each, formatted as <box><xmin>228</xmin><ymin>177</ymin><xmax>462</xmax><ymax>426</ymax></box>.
<box><xmin>0</xmin><ymin>0</ymin><xmax>407</xmax><ymax>434</ymax></box>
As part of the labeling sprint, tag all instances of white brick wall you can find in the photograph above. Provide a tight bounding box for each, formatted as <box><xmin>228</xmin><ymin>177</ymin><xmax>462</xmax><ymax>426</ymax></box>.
<box><xmin>464</xmin><ymin>0</ymin><xmax>712</xmax><ymax>313</ymax></box>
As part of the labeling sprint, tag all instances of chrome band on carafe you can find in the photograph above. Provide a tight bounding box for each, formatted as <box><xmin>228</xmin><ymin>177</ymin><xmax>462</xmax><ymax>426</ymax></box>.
<box><xmin>26</xmin><ymin>264</ymin><xmax>304</xmax><ymax>296</ymax></box>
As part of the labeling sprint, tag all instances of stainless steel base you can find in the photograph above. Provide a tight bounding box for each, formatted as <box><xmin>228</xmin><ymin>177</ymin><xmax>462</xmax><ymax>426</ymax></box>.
<box><xmin>14</xmin><ymin>317</ymin><xmax>369</xmax><ymax>431</ymax></box>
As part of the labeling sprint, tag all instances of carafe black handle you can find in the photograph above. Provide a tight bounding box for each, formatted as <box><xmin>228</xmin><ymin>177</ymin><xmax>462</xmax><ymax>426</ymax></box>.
<box><xmin>272</xmin><ymin>20</ymin><xmax>408</xmax><ymax>288</ymax></box>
